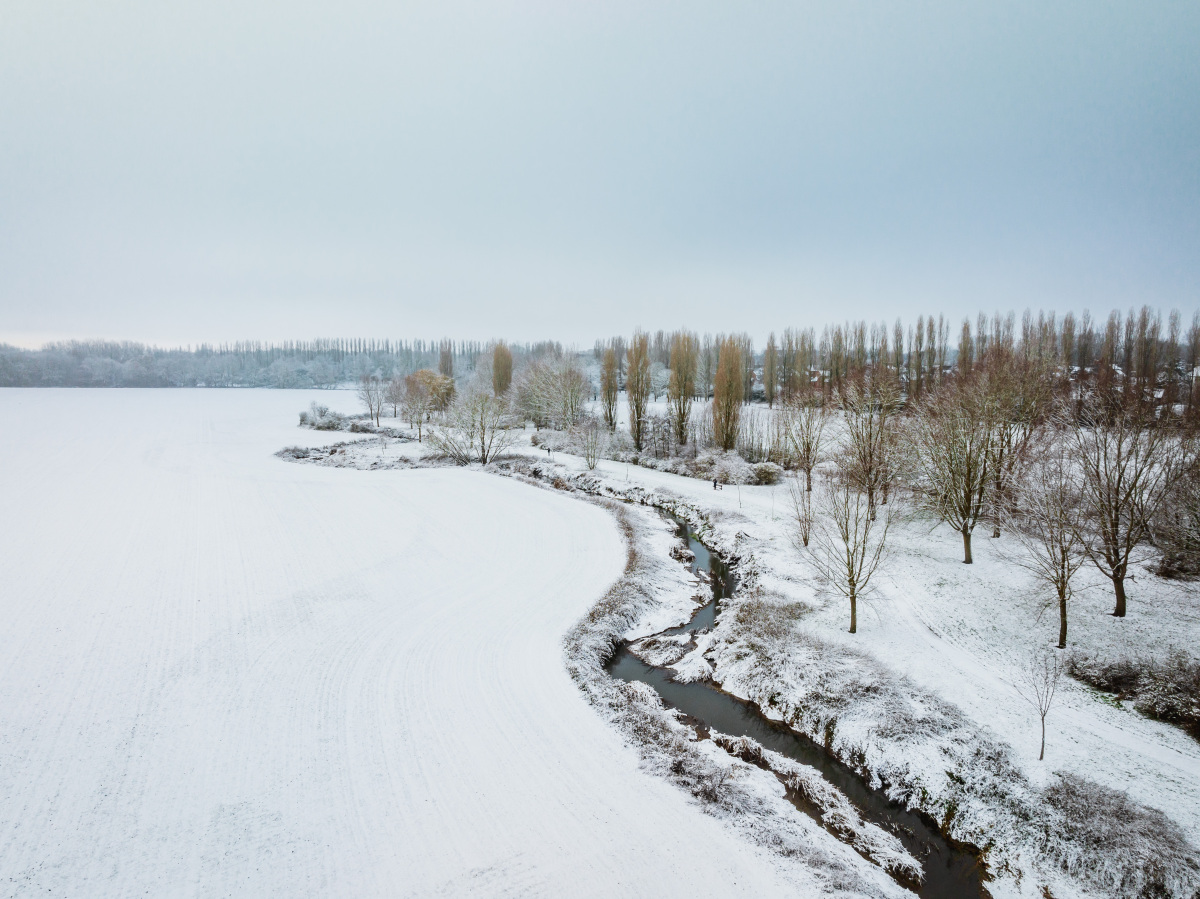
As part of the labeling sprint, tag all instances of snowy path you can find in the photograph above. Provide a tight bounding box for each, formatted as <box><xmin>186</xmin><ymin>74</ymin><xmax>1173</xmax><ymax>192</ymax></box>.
<box><xmin>0</xmin><ymin>390</ymin><xmax>799</xmax><ymax>897</ymax></box>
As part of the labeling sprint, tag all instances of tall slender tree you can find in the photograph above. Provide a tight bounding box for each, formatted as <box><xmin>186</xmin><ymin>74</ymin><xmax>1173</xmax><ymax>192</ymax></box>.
<box><xmin>668</xmin><ymin>331</ymin><xmax>698</xmax><ymax>445</ymax></box>
<box><xmin>492</xmin><ymin>342</ymin><xmax>513</xmax><ymax>396</ymax></box>
<box><xmin>600</xmin><ymin>347</ymin><xmax>619</xmax><ymax>430</ymax></box>
<box><xmin>626</xmin><ymin>332</ymin><xmax>652</xmax><ymax>451</ymax></box>
<box><xmin>712</xmin><ymin>336</ymin><xmax>744</xmax><ymax>451</ymax></box>
<box><xmin>763</xmin><ymin>333</ymin><xmax>779</xmax><ymax>408</ymax></box>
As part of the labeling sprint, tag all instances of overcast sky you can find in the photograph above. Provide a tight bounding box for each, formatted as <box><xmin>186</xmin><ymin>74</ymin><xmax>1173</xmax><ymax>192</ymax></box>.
<box><xmin>1</xmin><ymin>0</ymin><xmax>1197</xmax><ymax>348</ymax></box>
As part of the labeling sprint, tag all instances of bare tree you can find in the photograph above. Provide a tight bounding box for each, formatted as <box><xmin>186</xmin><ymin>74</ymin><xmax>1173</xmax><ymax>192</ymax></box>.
<box><xmin>627</xmin><ymin>332</ymin><xmax>652</xmax><ymax>450</ymax></box>
<box><xmin>601</xmin><ymin>347</ymin><xmax>619</xmax><ymax>430</ymax></box>
<box><xmin>712</xmin><ymin>336</ymin><xmax>743</xmax><ymax>451</ymax></box>
<box><xmin>384</xmin><ymin>376</ymin><xmax>405</xmax><ymax>418</ymax></box>
<box><xmin>573</xmin><ymin>415</ymin><xmax>606</xmax><ymax>470</ymax></box>
<box><xmin>1071</xmin><ymin>400</ymin><xmax>1187</xmax><ymax>616</ymax></box>
<box><xmin>982</xmin><ymin>352</ymin><xmax>1051</xmax><ymax>537</ymax></box>
<box><xmin>787</xmin><ymin>472</ymin><xmax>814</xmax><ymax>548</ymax></box>
<box><xmin>837</xmin><ymin>381</ymin><xmax>899</xmax><ymax>517</ymax></box>
<box><xmin>402</xmin><ymin>371</ymin><xmax>437</xmax><ymax>441</ymax></box>
<box><xmin>909</xmin><ymin>381</ymin><xmax>996</xmax><ymax>563</ymax></box>
<box><xmin>807</xmin><ymin>478</ymin><xmax>891</xmax><ymax>634</ymax></box>
<box><xmin>492</xmin><ymin>342</ymin><xmax>513</xmax><ymax>396</ymax></box>
<box><xmin>782</xmin><ymin>393</ymin><xmax>828</xmax><ymax>491</ymax></box>
<box><xmin>515</xmin><ymin>357</ymin><xmax>588</xmax><ymax>430</ymax></box>
<box><xmin>1014</xmin><ymin>647</ymin><xmax>1062</xmax><ymax>761</ymax></box>
<box><xmin>1014</xmin><ymin>438</ymin><xmax>1088</xmax><ymax>648</ymax></box>
<box><xmin>668</xmin><ymin>331</ymin><xmax>698</xmax><ymax>445</ymax></box>
<box><xmin>1152</xmin><ymin>449</ymin><xmax>1200</xmax><ymax>578</ymax></box>
<box><xmin>356</xmin><ymin>375</ymin><xmax>386</xmax><ymax>426</ymax></box>
<box><xmin>427</xmin><ymin>389</ymin><xmax>515</xmax><ymax>464</ymax></box>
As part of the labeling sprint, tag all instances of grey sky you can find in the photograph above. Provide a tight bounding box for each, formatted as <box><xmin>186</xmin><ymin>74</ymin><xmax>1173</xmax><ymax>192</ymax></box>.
<box><xmin>1</xmin><ymin>0</ymin><xmax>1197</xmax><ymax>347</ymax></box>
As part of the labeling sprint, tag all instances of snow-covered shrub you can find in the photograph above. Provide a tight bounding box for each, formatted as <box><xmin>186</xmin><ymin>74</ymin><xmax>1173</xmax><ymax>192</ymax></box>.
<box><xmin>1066</xmin><ymin>652</ymin><xmax>1144</xmax><ymax>697</ymax></box>
<box><xmin>1136</xmin><ymin>651</ymin><xmax>1200</xmax><ymax>738</ymax></box>
<box><xmin>1067</xmin><ymin>649</ymin><xmax>1200</xmax><ymax>738</ymax></box>
<box><xmin>690</xmin><ymin>451</ymin><xmax>756</xmax><ymax>484</ymax></box>
<box><xmin>301</xmin><ymin>401</ymin><xmax>347</xmax><ymax>430</ymax></box>
<box><xmin>751</xmin><ymin>462</ymin><xmax>783</xmax><ymax>485</ymax></box>
<box><xmin>529</xmin><ymin>430</ymin><xmax>574</xmax><ymax>453</ymax></box>
<box><xmin>1040</xmin><ymin>772</ymin><xmax>1200</xmax><ymax>898</ymax></box>
<box><xmin>277</xmin><ymin>445</ymin><xmax>312</xmax><ymax>459</ymax></box>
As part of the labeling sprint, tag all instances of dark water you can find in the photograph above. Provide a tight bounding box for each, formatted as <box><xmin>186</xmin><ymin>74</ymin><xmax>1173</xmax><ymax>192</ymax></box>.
<box><xmin>605</xmin><ymin>515</ymin><xmax>989</xmax><ymax>899</ymax></box>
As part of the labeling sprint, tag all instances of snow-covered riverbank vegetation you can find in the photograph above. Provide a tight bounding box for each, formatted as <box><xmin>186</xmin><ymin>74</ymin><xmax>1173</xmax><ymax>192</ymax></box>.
<box><xmin>277</xmin><ymin>305</ymin><xmax>1200</xmax><ymax>897</ymax></box>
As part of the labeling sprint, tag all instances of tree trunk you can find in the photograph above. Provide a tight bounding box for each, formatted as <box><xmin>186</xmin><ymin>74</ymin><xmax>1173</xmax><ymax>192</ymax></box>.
<box><xmin>849</xmin><ymin>592</ymin><xmax>857</xmax><ymax>634</ymax></box>
<box><xmin>1111</xmin><ymin>573</ymin><xmax>1127</xmax><ymax>617</ymax></box>
<box><xmin>805</xmin><ymin>468</ymin><xmax>812</xmax><ymax>492</ymax></box>
<box><xmin>1058</xmin><ymin>590</ymin><xmax>1068</xmax><ymax>649</ymax></box>
<box><xmin>1039</xmin><ymin>717</ymin><xmax>1046</xmax><ymax>761</ymax></box>
<box><xmin>962</xmin><ymin>528</ymin><xmax>973</xmax><ymax>564</ymax></box>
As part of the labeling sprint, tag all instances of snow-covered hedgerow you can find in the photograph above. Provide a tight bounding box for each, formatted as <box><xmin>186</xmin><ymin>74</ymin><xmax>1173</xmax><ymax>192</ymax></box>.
<box><xmin>275</xmin><ymin>439</ymin><xmax>426</xmax><ymax>470</ymax></box>
<box><xmin>297</xmin><ymin>402</ymin><xmax>410</xmax><ymax>436</ymax></box>
<box><xmin>1067</xmin><ymin>649</ymin><xmax>1200</xmax><ymax>740</ymax></box>
<box><xmin>529</xmin><ymin>429</ymin><xmax>783</xmax><ymax>485</ymax></box>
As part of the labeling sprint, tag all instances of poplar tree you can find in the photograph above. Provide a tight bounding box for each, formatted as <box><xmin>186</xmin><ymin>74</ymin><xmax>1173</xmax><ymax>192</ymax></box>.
<box><xmin>492</xmin><ymin>342</ymin><xmax>513</xmax><ymax>396</ymax></box>
<box><xmin>712</xmin><ymin>336</ymin><xmax>743</xmax><ymax>451</ymax></box>
<box><xmin>601</xmin><ymin>347</ymin><xmax>619</xmax><ymax>430</ymax></box>
<box><xmin>626</xmin><ymin>332</ymin><xmax>652</xmax><ymax>451</ymax></box>
<box><xmin>668</xmin><ymin>331</ymin><xmax>698</xmax><ymax>445</ymax></box>
<box><xmin>763</xmin><ymin>333</ymin><xmax>779</xmax><ymax>408</ymax></box>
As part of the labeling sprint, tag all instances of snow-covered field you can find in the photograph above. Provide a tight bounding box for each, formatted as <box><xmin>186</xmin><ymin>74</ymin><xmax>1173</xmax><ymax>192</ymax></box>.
<box><xmin>0</xmin><ymin>388</ymin><xmax>815</xmax><ymax>897</ymax></box>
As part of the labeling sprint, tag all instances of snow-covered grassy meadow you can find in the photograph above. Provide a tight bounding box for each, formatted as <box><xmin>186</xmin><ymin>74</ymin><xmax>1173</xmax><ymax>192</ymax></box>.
<box><xmin>0</xmin><ymin>388</ymin><xmax>822</xmax><ymax>897</ymax></box>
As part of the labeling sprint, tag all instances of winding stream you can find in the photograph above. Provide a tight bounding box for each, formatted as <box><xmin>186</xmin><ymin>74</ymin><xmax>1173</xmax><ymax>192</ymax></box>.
<box><xmin>605</xmin><ymin>515</ymin><xmax>989</xmax><ymax>899</ymax></box>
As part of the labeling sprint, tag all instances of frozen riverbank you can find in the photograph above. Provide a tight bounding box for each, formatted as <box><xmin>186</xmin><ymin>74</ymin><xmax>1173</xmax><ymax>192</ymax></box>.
<box><xmin>0</xmin><ymin>389</ymin><xmax>817</xmax><ymax>897</ymax></box>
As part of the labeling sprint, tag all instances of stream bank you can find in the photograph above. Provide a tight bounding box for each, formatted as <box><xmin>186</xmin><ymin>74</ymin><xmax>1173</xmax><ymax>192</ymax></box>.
<box><xmin>606</xmin><ymin>515</ymin><xmax>989</xmax><ymax>899</ymax></box>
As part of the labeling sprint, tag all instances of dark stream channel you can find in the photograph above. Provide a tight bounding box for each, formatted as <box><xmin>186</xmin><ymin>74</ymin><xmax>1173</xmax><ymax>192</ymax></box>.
<box><xmin>604</xmin><ymin>514</ymin><xmax>988</xmax><ymax>899</ymax></box>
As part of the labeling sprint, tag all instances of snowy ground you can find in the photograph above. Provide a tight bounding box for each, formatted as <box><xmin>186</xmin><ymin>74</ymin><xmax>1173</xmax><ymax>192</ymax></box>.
<box><xmin>0</xmin><ymin>388</ymin><xmax>821</xmax><ymax>897</ymax></box>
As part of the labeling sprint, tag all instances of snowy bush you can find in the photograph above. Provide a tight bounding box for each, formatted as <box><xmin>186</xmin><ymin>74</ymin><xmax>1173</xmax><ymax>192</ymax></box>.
<box><xmin>1040</xmin><ymin>773</ymin><xmax>1200</xmax><ymax>898</ymax></box>
<box><xmin>1067</xmin><ymin>649</ymin><xmax>1200</xmax><ymax>739</ymax></box>
<box><xmin>300</xmin><ymin>402</ymin><xmax>348</xmax><ymax>430</ymax></box>
<box><xmin>1137</xmin><ymin>651</ymin><xmax>1200</xmax><ymax>738</ymax></box>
